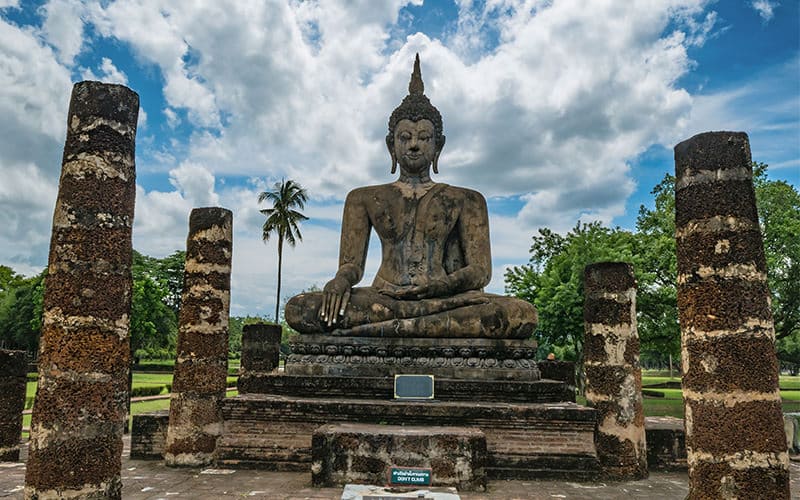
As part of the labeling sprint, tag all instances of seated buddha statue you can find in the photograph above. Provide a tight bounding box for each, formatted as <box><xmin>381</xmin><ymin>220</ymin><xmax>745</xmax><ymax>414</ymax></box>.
<box><xmin>285</xmin><ymin>55</ymin><xmax>537</xmax><ymax>339</ymax></box>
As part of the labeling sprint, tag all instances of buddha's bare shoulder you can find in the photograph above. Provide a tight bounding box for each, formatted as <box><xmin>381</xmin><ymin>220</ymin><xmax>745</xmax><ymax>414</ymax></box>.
<box><xmin>441</xmin><ymin>184</ymin><xmax>487</xmax><ymax>204</ymax></box>
<box><xmin>344</xmin><ymin>183</ymin><xmax>397</xmax><ymax>202</ymax></box>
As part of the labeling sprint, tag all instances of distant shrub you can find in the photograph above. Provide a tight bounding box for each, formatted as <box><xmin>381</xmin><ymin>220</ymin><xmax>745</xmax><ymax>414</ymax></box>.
<box><xmin>131</xmin><ymin>385</ymin><xmax>167</xmax><ymax>398</ymax></box>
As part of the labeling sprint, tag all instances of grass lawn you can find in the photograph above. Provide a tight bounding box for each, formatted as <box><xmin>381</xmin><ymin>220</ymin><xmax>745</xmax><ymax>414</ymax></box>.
<box><xmin>641</xmin><ymin>375</ymin><xmax>681</xmax><ymax>386</ymax></box>
<box><xmin>129</xmin><ymin>389</ymin><xmax>239</xmax><ymax>415</ymax></box>
<box><xmin>780</xmin><ymin>376</ymin><xmax>800</xmax><ymax>390</ymax></box>
<box><xmin>638</xmin><ymin>372</ymin><xmax>800</xmax><ymax>418</ymax></box>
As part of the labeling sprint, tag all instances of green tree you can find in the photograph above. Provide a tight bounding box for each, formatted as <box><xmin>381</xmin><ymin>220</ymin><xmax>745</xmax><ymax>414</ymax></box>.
<box><xmin>505</xmin><ymin>222</ymin><xmax>640</xmax><ymax>359</ymax></box>
<box><xmin>258</xmin><ymin>179</ymin><xmax>309</xmax><ymax>322</ymax></box>
<box><xmin>636</xmin><ymin>165</ymin><xmax>800</xmax><ymax>363</ymax></box>
<box><xmin>130</xmin><ymin>275</ymin><xmax>177</xmax><ymax>361</ymax></box>
<box><xmin>0</xmin><ymin>269</ymin><xmax>46</xmax><ymax>353</ymax></box>
<box><xmin>132</xmin><ymin>250</ymin><xmax>185</xmax><ymax>316</ymax></box>
<box><xmin>0</xmin><ymin>265</ymin><xmax>24</xmax><ymax>294</ymax></box>
<box><xmin>753</xmin><ymin>163</ymin><xmax>800</xmax><ymax>342</ymax></box>
<box><xmin>130</xmin><ymin>251</ymin><xmax>182</xmax><ymax>360</ymax></box>
<box><xmin>635</xmin><ymin>174</ymin><xmax>680</xmax><ymax>362</ymax></box>
<box><xmin>505</xmin><ymin>162</ymin><xmax>798</xmax><ymax>367</ymax></box>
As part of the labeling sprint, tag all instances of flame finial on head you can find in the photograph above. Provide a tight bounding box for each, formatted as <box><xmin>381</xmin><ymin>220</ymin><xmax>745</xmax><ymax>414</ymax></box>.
<box><xmin>409</xmin><ymin>53</ymin><xmax>424</xmax><ymax>95</ymax></box>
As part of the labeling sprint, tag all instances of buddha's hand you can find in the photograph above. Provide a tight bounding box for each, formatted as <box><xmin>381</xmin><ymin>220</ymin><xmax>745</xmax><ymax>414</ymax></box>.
<box><xmin>379</xmin><ymin>278</ymin><xmax>450</xmax><ymax>300</ymax></box>
<box><xmin>319</xmin><ymin>276</ymin><xmax>351</xmax><ymax>327</ymax></box>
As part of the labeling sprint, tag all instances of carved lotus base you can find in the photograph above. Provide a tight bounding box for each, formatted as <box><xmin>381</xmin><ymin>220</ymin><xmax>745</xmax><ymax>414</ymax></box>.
<box><xmin>285</xmin><ymin>335</ymin><xmax>540</xmax><ymax>380</ymax></box>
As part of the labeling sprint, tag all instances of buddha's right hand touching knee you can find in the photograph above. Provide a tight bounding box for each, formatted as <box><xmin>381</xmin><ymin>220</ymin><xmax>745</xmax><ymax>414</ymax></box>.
<box><xmin>319</xmin><ymin>276</ymin><xmax>351</xmax><ymax>327</ymax></box>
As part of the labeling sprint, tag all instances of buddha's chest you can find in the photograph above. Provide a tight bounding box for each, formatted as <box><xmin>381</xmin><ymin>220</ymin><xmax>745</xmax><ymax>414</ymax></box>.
<box><xmin>366</xmin><ymin>194</ymin><xmax>461</xmax><ymax>243</ymax></box>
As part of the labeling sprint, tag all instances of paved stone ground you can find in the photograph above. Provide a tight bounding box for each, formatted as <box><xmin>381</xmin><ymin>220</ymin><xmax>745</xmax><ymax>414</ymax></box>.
<box><xmin>1</xmin><ymin>438</ymin><xmax>798</xmax><ymax>499</ymax></box>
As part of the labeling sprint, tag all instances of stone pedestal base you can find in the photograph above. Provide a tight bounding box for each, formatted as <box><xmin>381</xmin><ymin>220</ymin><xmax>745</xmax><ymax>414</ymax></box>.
<box><xmin>216</xmin><ymin>394</ymin><xmax>600</xmax><ymax>480</ymax></box>
<box><xmin>312</xmin><ymin>423</ymin><xmax>487</xmax><ymax>491</ymax></box>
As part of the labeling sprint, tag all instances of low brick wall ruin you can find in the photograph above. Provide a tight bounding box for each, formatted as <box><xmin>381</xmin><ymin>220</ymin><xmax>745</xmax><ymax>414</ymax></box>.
<box><xmin>131</xmin><ymin>411</ymin><xmax>169</xmax><ymax>460</ymax></box>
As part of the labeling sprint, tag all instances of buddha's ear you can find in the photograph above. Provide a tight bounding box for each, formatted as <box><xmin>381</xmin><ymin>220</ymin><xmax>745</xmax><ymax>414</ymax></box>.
<box><xmin>386</xmin><ymin>135</ymin><xmax>397</xmax><ymax>174</ymax></box>
<box><xmin>432</xmin><ymin>135</ymin><xmax>445</xmax><ymax>174</ymax></box>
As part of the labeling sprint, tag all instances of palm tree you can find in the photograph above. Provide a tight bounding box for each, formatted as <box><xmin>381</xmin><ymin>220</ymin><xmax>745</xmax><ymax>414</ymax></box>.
<box><xmin>258</xmin><ymin>179</ymin><xmax>308</xmax><ymax>322</ymax></box>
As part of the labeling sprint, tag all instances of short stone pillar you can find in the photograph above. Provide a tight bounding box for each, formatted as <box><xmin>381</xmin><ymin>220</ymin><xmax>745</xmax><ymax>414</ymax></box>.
<box><xmin>675</xmin><ymin>131</ymin><xmax>789</xmax><ymax>498</ymax></box>
<box><xmin>25</xmin><ymin>82</ymin><xmax>138</xmax><ymax>499</ymax></box>
<box><xmin>241</xmin><ymin>323</ymin><xmax>282</xmax><ymax>372</ymax></box>
<box><xmin>165</xmin><ymin>207</ymin><xmax>233</xmax><ymax>467</ymax></box>
<box><xmin>0</xmin><ymin>350</ymin><xmax>27</xmax><ymax>461</ymax></box>
<box><xmin>583</xmin><ymin>262</ymin><xmax>647</xmax><ymax>479</ymax></box>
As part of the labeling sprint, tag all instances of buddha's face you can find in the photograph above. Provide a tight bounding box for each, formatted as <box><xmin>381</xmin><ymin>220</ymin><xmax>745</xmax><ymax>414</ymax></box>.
<box><xmin>393</xmin><ymin>119</ymin><xmax>437</xmax><ymax>174</ymax></box>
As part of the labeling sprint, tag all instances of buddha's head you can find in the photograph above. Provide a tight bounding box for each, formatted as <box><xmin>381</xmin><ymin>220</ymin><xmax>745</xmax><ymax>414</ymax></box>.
<box><xmin>386</xmin><ymin>54</ymin><xmax>446</xmax><ymax>175</ymax></box>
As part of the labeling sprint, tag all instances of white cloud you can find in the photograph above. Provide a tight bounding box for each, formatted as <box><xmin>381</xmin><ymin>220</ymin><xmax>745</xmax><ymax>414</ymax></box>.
<box><xmin>81</xmin><ymin>57</ymin><xmax>129</xmax><ymax>85</ymax></box>
<box><xmin>7</xmin><ymin>0</ymin><xmax>791</xmax><ymax>316</ymax></box>
<box><xmin>751</xmin><ymin>0</ymin><xmax>779</xmax><ymax>22</ymax></box>
<box><xmin>0</xmin><ymin>0</ymin><xmax>20</xmax><ymax>8</ymax></box>
<box><xmin>40</xmin><ymin>0</ymin><xmax>86</xmax><ymax>65</ymax></box>
<box><xmin>163</xmin><ymin>107</ymin><xmax>180</xmax><ymax>128</ymax></box>
<box><xmin>168</xmin><ymin>162</ymin><xmax>220</xmax><ymax>207</ymax></box>
<box><xmin>0</xmin><ymin>18</ymin><xmax>71</xmax><ymax>274</ymax></box>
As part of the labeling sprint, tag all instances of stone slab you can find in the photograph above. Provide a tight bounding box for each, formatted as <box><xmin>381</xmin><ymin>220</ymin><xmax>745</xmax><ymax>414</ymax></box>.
<box><xmin>341</xmin><ymin>484</ymin><xmax>460</xmax><ymax>499</ymax></box>
<box><xmin>312</xmin><ymin>423</ymin><xmax>486</xmax><ymax>491</ymax></box>
<box><xmin>216</xmin><ymin>394</ymin><xmax>600</xmax><ymax>480</ymax></box>
<box><xmin>645</xmin><ymin>417</ymin><xmax>687</xmax><ymax>471</ymax></box>
<box><xmin>237</xmin><ymin>373</ymin><xmax>573</xmax><ymax>403</ymax></box>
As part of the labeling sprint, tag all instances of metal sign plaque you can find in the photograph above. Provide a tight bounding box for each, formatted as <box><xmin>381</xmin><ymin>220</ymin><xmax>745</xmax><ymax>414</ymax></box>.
<box><xmin>388</xmin><ymin>466</ymin><xmax>432</xmax><ymax>486</ymax></box>
<box><xmin>394</xmin><ymin>374</ymin><xmax>434</xmax><ymax>400</ymax></box>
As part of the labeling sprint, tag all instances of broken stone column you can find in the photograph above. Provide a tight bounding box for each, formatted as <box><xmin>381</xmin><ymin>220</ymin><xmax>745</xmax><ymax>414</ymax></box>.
<box><xmin>675</xmin><ymin>131</ymin><xmax>789</xmax><ymax>498</ymax></box>
<box><xmin>165</xmin><ymin>207</ymin><xmax>232</xmax><ymax>466</ymax></box>
<box><xmin>25</xmin><ymin>82</ymin><xmax>138</xmax><ymax>499</ymax></box>
<box><xmin>583</xmin><ymin>262</ymin><xmax>647</xmax><ymax>479</ymax></box>
<box><xmin>0</xmin><ymin>350</ymin><xmax>27</xmax><ymax>461</ymax></box>
<box><xmin>241</xmin><ymin>323</ymin><xmax>282</xmax><ymax>372</ymax></box>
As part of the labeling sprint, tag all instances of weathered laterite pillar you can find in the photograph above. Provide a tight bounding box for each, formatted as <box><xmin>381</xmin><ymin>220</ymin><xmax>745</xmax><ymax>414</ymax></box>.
<box><xmin>675</xmin><ymin>131</ymin><xmax>789</xmax><ymax>498</ymax></box>
<box><xmin>25</xmin><ymin>82</ymin><xmax>138</xmax><ymax>499</ymax></box>
<box><xmin>165</xmin><ymin>207</ymin><xmax>232</xmax><ymax>466</ymax></box>
<box><xmin>0</xmin><ymin>350</ymin><xmax>27</xmax><ymax>461</ymax></box>
<box><xmin>583</xmin><ymin>262</ymin><xmax>647</xmax><ymax>479</ymax></box>
<box><xmin>241</xmin><ymin>323</ymin><xmax>282</xmax><ymax>372</ymax></box>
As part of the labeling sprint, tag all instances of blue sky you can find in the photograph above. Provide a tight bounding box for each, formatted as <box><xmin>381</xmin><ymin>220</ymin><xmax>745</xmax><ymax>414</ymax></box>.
<box><xmin>0</xmin><ymin>0</ymin><xmax>797</xmax><ymax>318</ymax></box>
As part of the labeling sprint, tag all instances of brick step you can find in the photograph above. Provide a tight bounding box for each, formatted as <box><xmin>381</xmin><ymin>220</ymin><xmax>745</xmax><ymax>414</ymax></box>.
<box><xmin>215</xmin><ymin>394</ymin><xmax>600</xmax><ymax>480</ymax></box>
<box><xmin>238</xmin><ymin>373</ymin><xmax>574</xmax><ymax>403</ymax></box>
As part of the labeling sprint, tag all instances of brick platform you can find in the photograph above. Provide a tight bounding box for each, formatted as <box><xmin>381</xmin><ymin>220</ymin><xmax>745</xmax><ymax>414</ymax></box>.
<box><xmin>216</xmin><ymin>394</ymin><xmax>600</xmax><ymax>480</ymax></box>
<box><xmin>237</xmin><ymin>373</ymin><xmax>574</xmax><ymax>403</ymax></box>
<box><xmin>311</xmin><ymin>423</ymin><xmax>487</xmax><ymax>490</ymax></box>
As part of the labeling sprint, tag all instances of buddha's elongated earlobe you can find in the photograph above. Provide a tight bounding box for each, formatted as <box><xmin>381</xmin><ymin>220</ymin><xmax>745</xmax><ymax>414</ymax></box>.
<box><xmin>387</xmin><ymin>135</ymin><xmax>397</xmax><ymax>173</ymax></box>
<box><xmin>432</xmin><ymin>135</ymin><xmax>445</xmax><ymax>174</ymax></box>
